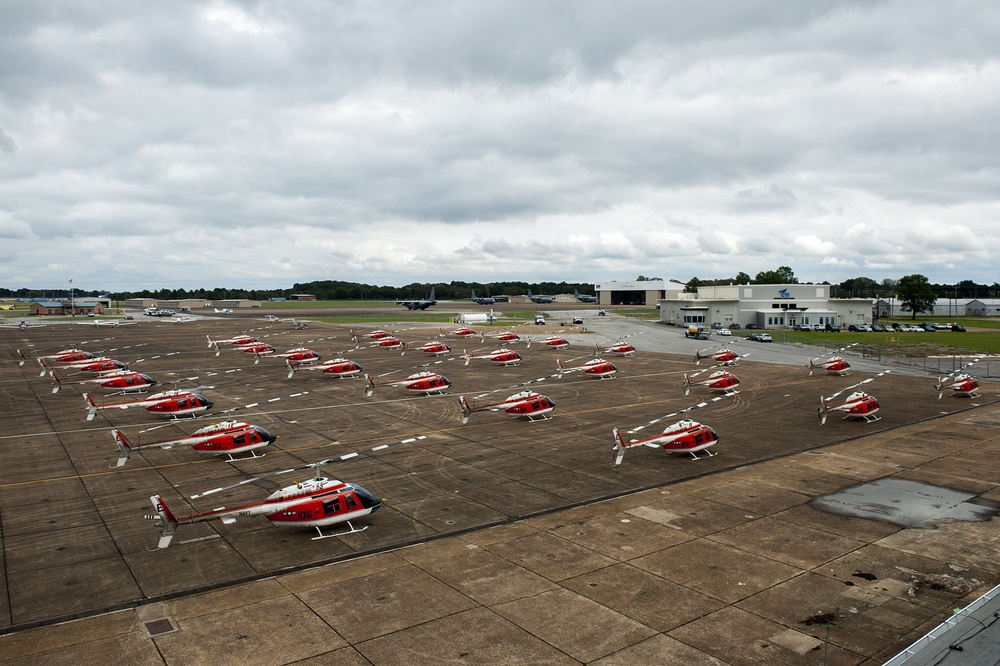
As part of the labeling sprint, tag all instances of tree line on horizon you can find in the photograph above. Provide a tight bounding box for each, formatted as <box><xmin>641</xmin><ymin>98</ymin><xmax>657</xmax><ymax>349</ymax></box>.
<box><xmin>2</xmin><ymin>268</ymin><xmax>997</xmax><ymax>315</ymax></box>
<box><xmin>0</xmin><ymin>280</ymin><xmax>597</xmax><ymax>302</ymax></box>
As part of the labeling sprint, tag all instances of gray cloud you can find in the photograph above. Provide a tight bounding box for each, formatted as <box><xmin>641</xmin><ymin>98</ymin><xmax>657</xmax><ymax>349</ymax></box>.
<box><xmin>1</xmin><ymin>0</ymin><xmax>998</xmax><ymax>290</ymax></box>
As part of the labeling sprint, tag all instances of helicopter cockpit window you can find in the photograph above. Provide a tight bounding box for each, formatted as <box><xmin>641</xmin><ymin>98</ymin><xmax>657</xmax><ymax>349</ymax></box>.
<box><xmin>322</xmin><ymin>498</ymin><xmax>342</xmax><ymax>515</ymax></box>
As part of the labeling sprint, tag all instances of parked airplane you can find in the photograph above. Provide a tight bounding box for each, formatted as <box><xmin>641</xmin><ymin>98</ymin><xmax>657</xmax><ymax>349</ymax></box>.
<box><xmin>396</xmin><ymin>287</ymin><xmax>436</xmax><ymax>310</ymax></box>
<box><xmin>574</xmin><ymin>289</ymin><xmax>597</xmax><ymax>303</ymax></box>
<box><xmin>214</xmin><ymin>308</ymin><xmax>232</xmax><ymax>315</ymax></box>
<box><xmin>471</xmin><ymin>289</ymin><xmax>495</xmax><ymax>305</ymax></box>
<box><xmin>527</xmin><ymin>289</ymin><xmax>554</xmax><ymax>304</ymax></box>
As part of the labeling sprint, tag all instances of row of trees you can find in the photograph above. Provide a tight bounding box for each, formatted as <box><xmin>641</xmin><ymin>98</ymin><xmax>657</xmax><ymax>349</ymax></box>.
<box><xmin>1</xmin><ymin>269</ymin><xmax>994</xmax><ymax>319</ymax></box>
<box><xmin>680</xmin><ymin>266</ymin><xmax>1000</xmax><ymax>300</ymax></box>
<box><xmin>0</xmin><ymin>281</ymin><xmax>597</xmax><ymax>303</ymax></box>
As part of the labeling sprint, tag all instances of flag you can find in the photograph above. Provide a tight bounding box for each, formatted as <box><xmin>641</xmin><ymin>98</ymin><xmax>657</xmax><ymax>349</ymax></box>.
<box><xmin>68</xmin><ymin>279</ymin><xmax>73</xmax><ymax>284</ymax></box>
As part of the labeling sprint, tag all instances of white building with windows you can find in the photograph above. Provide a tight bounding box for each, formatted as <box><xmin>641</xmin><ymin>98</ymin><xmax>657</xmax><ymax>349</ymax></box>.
<box><xmin>658</xmin><ymin>284</ymin><xmax>873</xmax><ymax>330</ymax></box>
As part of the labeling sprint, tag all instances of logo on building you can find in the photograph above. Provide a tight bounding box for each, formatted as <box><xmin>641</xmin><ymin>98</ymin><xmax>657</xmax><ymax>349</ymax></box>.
<box><xmin>777</xmin><ymin>289</ymin><xmax>791</xmax><ymax>299</ymax></box>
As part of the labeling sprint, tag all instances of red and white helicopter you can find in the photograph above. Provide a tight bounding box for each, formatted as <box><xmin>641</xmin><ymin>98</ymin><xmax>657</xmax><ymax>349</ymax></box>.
<box><xmin>354</xmin><ymin>332</ymin><xmax>406</xmax><ymax>353</ymax></box>
<box><xmin>351</xmin><ymin>328</ymin><xmax>392</xmax><ymax>341</ymax></box>
<box><xmin>612</xmin><ymin>392</ymin><xmax>736</xmax><ymax>464</ymax></box>
<box><xmin>480</xmin><ymin>330</ymin><xmax>525</xmax><ymax>345</ymax></box>
<box><xmin>145</xmin><ymin>435</ymin><xmax>426</xmax><ymax>547</ymax></box>
<box><xmin>85</xmin><ymin>390</ymin><xmax>214</xmax><ymax>421</ymax></box>
<box><xmin>462</xmin><ymin>348</ymin><xmax>522</xmax><ymax>366</ymax></box>
<box><xmin>268</xmin><ymin>347</ymin><xmax>321</xmax><ymax>364</ymax></box>
<box><xmin>37</xmin><ymin>356</ymin><xmax>127</xmax><ymax>376</ymax></box>
<box><xmin>235</xmin><ymin>342</ymin><xmax>277</xmax><ymax>358</ymax></box>
<box><xmin>365</xmin><ymin>371</ymin><xmax>451</xmax><ymax>397</ymax></box>
<box><xmin>818</xmin><ymin>370</ymin><xmax>891</xmax><ymax>424</ymax></box>
<box><xmin>409</xmin><ymin>340</ymin><xmax>452</xmax><ymax>356</ymax></box>
<box><xmin>683</xmin><ymin>369</ymin><xmax>740</xmax><ymax>396</ymax></box>
<box><xmin>935</xmin><ymin>359</ymin><xmax>983</xmax><ymax>399</ymax></box>
<box><xmin>112</xmin><ymin>421</ymin><xmax>278</xmax><ymax>467</ymax></box>
<box><xmin>556</xmin><ymin>357</ymin><xmax>617</xmax><ymax>379</ymax></box>
<box><xmin>459</xmin><ymin>391</ymin><xmax>555</xmax><ymax>423</ymax></box>
<box><xmin>694</xmin><ymin>346</ymin><xmax>744</xmax><ymax>366</ymax></box>
<box><xmin>18</xmin><ymin>348</ymin><xmax>94</xmax><ymax>366</ymax></box>
<box><xmin>808</xmin><ymin>344</ymin><xmax>858</xmax><ymax>376</ymax></box>
<box><xmin>51</xmin><ymin>369</ymin><xmax>157</xmax><ymax>394</ymax></box>
<box><xmin>286</xmin><ymin>357</ymin><xmax>363</xmax><ymax>380</ymax></box>
<box><xmin>594</xmin><ymin>340</ymin><xmax>636</xmax><ymax>357</ymax></box>
<box><xmin>439</xmin><ymin>326</ymin><xmax>478</xmax><ymax>338</ymax></box>
<box><xmin>207</xmin><ymin>334</ymin><xmax>259</xmax><ymax>349</ymax></box>
<box><xmin>531</xmin><ymin>335</ymin><xmax>569</xmax><ymax>350</ymax></box>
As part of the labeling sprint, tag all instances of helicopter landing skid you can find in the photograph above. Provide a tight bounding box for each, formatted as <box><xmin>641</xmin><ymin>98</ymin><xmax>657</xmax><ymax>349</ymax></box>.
<box><xmin>312</xmin><ymin>521</ymin><xmax>369</xmax><ymax>540</ymax></box>
<box><xmin>689</xmin><ymin>450</ymin><xmax>719</xmax><ymax>460</ymax></box>
<box><xmin>226</xmin><ymin>451</ymin><xmax>266</xmax><ymax>462</ymax></box>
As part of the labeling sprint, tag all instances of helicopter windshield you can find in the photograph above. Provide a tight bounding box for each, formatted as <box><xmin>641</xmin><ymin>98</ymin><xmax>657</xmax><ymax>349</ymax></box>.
<box><xmin>353</xmin><ymin>485</ymin><xmax>382</xmax><ymax>510</ymax></box>
<box><xmin>253</xmin><ymin>426</ymin><xmax>277</xmax><ymax>443</ymax></box>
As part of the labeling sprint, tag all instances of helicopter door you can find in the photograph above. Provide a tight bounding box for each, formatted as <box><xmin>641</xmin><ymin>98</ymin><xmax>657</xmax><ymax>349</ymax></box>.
<box><xmin>322</xmin><ymin>497</ymin><xmax>343</xmax><ymax>516</ymax></box>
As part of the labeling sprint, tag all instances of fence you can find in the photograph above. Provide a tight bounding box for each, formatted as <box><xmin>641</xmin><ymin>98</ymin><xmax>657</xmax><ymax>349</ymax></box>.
<box><xmin>779</xmin><ymin>337</ymin><xmax>998</xmax><ymax>377</ymax></box>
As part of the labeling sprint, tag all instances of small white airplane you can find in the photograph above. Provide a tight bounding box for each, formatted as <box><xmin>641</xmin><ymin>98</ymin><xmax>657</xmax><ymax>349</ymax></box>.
<box><xmin>214</xmin><ymin>308</ymin><xmax>233</xmax><ymax>315</ymax></box>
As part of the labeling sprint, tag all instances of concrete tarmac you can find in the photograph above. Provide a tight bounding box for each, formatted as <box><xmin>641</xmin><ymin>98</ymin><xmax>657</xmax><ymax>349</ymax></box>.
<box><xmin>1</xmin><ymin>312</ymin><xmax>998</xmax><ymax>664</ymax></box>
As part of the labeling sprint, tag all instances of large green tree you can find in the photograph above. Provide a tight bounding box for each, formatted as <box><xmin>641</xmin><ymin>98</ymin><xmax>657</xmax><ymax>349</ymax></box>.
<box><xmin>896</xmin><ymin>274</ymin><xmax>937</xmax><ymax>319</ymax></box>
<box><xmin>753</xmin><ymin>266</ymin><xmax>798</xmax><ymax>284</ymax></box>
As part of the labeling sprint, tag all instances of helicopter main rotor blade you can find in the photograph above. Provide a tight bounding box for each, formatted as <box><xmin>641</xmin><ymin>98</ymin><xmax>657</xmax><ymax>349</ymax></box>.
<box><xmin>190</xmin><ymin>435</ymin><xmax>427</xmax><ymax>499</ymax></box>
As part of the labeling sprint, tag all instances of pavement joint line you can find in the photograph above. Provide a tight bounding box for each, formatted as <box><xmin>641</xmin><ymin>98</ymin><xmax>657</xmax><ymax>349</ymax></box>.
<box><xmin>0</xmin><ymin>396</ymin><xmax>994</xmax><ymax>637</ymax></box>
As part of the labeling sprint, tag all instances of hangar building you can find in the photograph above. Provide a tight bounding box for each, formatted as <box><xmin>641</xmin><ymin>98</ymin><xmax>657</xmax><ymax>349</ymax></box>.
<box><xmin>658</xmin><ymin>283</ymin><xmax>873</xmax><ymax>330</ymax></box>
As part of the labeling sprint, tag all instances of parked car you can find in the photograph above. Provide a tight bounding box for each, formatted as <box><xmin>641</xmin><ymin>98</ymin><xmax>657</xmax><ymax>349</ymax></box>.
<box><xmin>728</xmin><ymin>323</ymin><xmax>741</xmax><ymax>330</ymax></box>
<box><xmin>871</xmin><ymin>324</ymin><xmax>886</xmax><ymax>332</ymax></box>
<box><xmin>891</xmin><ymin>322</ymin><xmax>902</xmax><ymax>331</ymax></box>
<box><xmin>951</xmin><ymin>324</ymin><xmax>966</xmax><ymax>332</ymax></box>
<box><xmin>825</xmin><ymin>323</ymin><xmax>838</xmax><ymax>332</ymax></box>
<box><xmin>572</xmin><ymin>317</ymin><xmax>584</xmax><ymax>325</ymax></box>
<box><xmin>907</xmin><ymin>325</ymin><xmax>923</xmax><ymax>332</ymax></box>
<box><xmin>746</xmin><ymin>332</ymin><xmax>759</xmax><ymax>341</ymax></box>
<box><xmin>792</xmin><ymin>324</ymin><xmax>811</xmax><ymax>332</ymax></box>
<box><xmin>919</xmin><ymin>323</ymin><xmax>937</xmax><ymax>332</ymax></box>
<box><xmin>123</xmin><ymin>315</ymin><xmax>134</xmax><ymax>320</ymax></box>
<box><xmin>711</xmin><ymin>322</ymin><xmax>723</xmax><ymax>330</ymax></box>
<box><xmin>848</xmin><ymin>325</ymin><xmax>859</xmax><ymax>332</ymax></box>
<box><xmin>745</xmin><ymin>323</ymin><xmax>758</xmax><ymax>330</ymax></box>
<box><xmin>757</xmin><ymin>333</ymin><xmax>773</xmax><ymax>342</ymax></box>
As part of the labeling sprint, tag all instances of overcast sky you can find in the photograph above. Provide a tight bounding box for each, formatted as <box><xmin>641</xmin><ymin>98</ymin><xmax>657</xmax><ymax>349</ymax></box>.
<box><xmin>1</xmin><ymin>1</ymin><xmax>998</xmax><ymax>292</ymax></box>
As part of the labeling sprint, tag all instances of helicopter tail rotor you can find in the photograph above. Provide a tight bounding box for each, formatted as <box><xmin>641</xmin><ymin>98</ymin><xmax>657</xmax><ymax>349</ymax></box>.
<box><xmin>364</xmin><ymin>374</ymin><xmax>376</xmax><ymax>397</ymax></box>
<box><xmin>146</xmin><ymin>495</ymin><xmax>179</xmax><ymax>549</ymax></box>
<box><xmin>459</xmin><ymin>396</ymin><xmax>472</xmax><ymax>424</ymax></box>
<box><xmin>682</xmin><ymin>373</ymin><xmax>692</xmax><ymax>397</ymax></box>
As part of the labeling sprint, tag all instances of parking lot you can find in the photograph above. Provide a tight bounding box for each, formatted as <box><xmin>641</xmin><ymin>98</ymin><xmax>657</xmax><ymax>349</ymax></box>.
<box><xmin>0</xmin><ymin>313</ymin><xmax>994</xmax><ymax>634</ymax></box>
